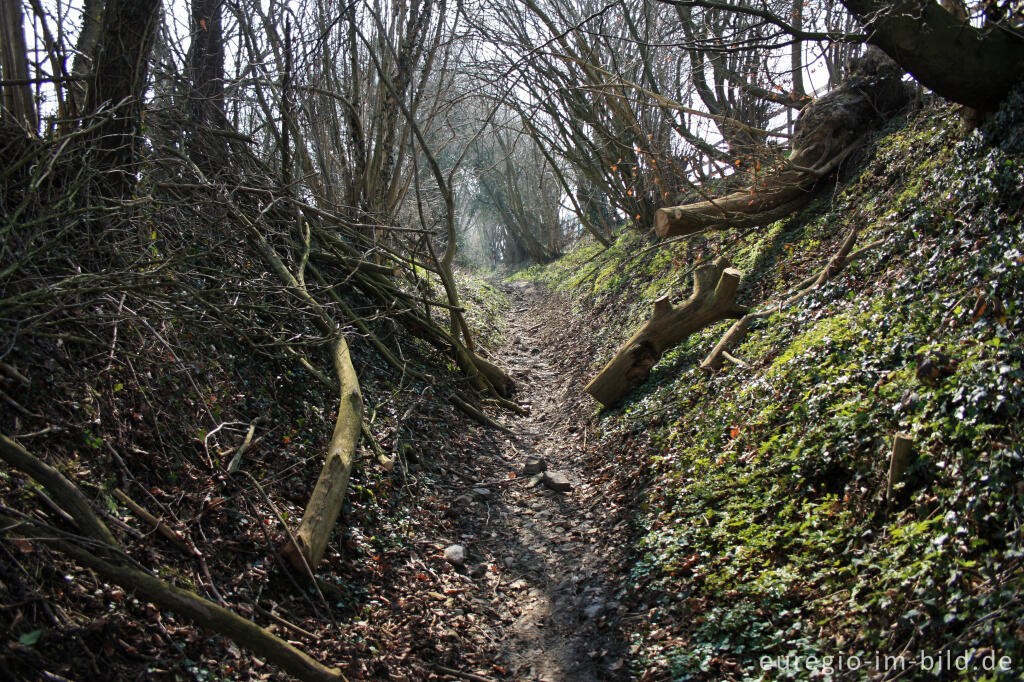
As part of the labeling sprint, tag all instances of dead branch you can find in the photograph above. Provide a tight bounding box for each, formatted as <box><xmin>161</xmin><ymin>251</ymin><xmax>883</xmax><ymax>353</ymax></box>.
<box><xmin>0</xmin><ymin>436</ymin><xmax>343</xmax><ymax>681</ymax></box>
<box><xmin>586</xmin><ymin>257</ymin><xmax>748</xmax><ymax>407</ymax></box>
<box><xmin>449</xmin><ymin>394</ymin><xmax>513</xmax><ymax>434</ymax></box>
<box><xmin>0</xmin><ymin>434</ymin><xmax>118</xmax><ymax>547</ymax></box>
<box><xmin>701</xmin><ymin>227</ymin><xmax>884</xmax><ymax>372</ymax></box>
<box><xmin>112</xmin><ymin>488</ymin><xmax>196</xmax><ymax>556</ymax></box>
<box><xmin>281</xmin><ymin>334</ymin><xmax>363</xmax><ymax>574</ymax></box>
<box><xmin>0</xmin><ymin>517</ymin><xmax>345</xmax><ymax>682</ymax></box>
<box><xmin>226</xmin><ymin>418</ymin><xmax>262</xmax><ymax>474</ymax></box>
<box><xmin>361</xmin><ymin>421</ymin><xmax>395</xmax><ymax>471</ymax></box>
<box><xmin>698</xmin><ymin>311</ymin><xmax>773</xmax><ymax>373</ymax></box>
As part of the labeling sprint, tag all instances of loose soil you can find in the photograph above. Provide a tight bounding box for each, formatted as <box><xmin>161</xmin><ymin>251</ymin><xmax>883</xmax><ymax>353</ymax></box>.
<box><xmin>331</xmin><ymin>279</ymin><xmax>640</xmax><ymax>680</ymax></box>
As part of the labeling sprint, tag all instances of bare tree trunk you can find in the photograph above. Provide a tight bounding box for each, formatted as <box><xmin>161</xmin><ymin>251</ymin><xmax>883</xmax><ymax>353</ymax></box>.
<box><xmin>85</xmin><ymin>0</ymin><xmax>161</xmax><ymax>172</ymax></box>
<box><xmin>842</xmin><ymin>0</ymin><xmax>1024</xmax><ymax>111</ymax></box>
<box><xmin>0</xmin><ymin>0</ymin><xmax>37</xmax><ymax>130</ymax></box>
<box><xmin>790</xmin><ymin>0</ymin><xmax>804</xmax><ymax>101</ymax></box>
<box><xmin>186</xmin><ymin>0</ymin><xmax>226</xmax><ymax>169</ymax></box>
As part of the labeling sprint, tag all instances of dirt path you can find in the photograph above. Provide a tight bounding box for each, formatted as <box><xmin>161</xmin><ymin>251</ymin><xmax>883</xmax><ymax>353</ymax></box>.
<box><xmin>438</xmin><ymin>280</ymin><xmax>632</xmax><ymax>681</ymax></box>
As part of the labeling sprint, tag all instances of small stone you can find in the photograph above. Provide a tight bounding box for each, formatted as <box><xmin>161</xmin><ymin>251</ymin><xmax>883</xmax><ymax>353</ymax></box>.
<box><xmin>542</xmin><ymin>470</ymin><xmax>571</xmax><ymax>492</ymax></box>
<box><xmin>444</xmin><ymin>544</ymin><xmax>466</xmax><ymax>567</ymax></box>
<box><xmin>526</xmin><ymin>474</ymin><xmax>543</xmax><ymax>488</ymax></box>
<box><xmin>522</xmin><ymin>457</ymin><xmax>547</xmax><ymax>475</ymax></box>
<box><xmin>503</xmin><ymin>556</ymin><xmax>515</xmax><ymax>568</ymax></box>
<box><xmin>472</xmin><ymin>487</ymin><xmax>491</xmax><ymax>499</ymax></box>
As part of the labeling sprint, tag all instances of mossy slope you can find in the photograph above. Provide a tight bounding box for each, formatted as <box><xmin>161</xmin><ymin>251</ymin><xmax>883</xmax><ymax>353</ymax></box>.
<box><xmin>518</xmin><ymin>97</ymin><xmax>1024</xmax><ymax>680</ymax></box>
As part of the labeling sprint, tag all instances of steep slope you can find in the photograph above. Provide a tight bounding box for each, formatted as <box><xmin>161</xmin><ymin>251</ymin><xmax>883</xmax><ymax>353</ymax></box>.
<box><xmin>0</xmin><ymin>114</ymin><xmax>532</xmax><ymax>679</ymax></box>
<box><xmin>515</xmin><ymin>95</ymin><xmax>1024</xmax><ymax>679</ymax></box>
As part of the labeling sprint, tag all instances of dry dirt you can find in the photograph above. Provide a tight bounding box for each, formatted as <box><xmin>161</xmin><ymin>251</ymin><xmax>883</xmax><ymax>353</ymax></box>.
<box><xmin>431</xmin><ymin>279</ymin><xmax>635</xmax><ymax>681</ymax></box>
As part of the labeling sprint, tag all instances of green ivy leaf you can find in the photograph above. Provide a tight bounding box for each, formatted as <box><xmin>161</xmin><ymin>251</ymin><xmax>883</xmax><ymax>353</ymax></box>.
<box><xmin>19</xmin><ymin>629</ymin><xmax>42</xmax><ymax>646</ymax></box>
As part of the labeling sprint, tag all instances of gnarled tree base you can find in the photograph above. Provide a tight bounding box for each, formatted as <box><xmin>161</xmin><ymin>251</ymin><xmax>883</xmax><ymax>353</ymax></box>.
<box><xmin>655</xmin><ymin>48</ymin><xmax>913</xmax><ymax>238</ymax></box>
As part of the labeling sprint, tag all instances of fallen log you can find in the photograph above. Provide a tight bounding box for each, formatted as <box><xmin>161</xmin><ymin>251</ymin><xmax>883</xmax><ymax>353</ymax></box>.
<box><xmin>0</xmin><ymin>520</ymin><xmax>345</xmax><ymax>682</ymax></box>
<box><xmin>585</xmin><ymin>257</ymin><xmax>748</xmax><ymax>407</ymax></box>
<box><xmin>0</xmin><ymin>434</ymin><xmax>118</xmax><ymax>547</ymax></box>
<box><xmin>282</xmin><ymin>335</ymin><xmax>363</xmax><ymax>573</ymax></box>
<box><xmin>472</xmin><ymin>353</ymin><xmax>515</xmax><ymax>398</ymax></box>
<box><xmin>228</xmin><ymin>191</ymin><xmax>366</xmax><ymax>575</ymax></box>
<box><xmin>655</xmin><ymin>48</ymin><xmax>914</xmax><ymax>238</ymax></box>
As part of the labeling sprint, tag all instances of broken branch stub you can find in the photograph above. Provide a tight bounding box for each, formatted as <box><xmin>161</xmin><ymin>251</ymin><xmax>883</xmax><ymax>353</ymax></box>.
<box><xmin>699</xmin><ymin>311</ymin><xmax>771</xmax><ymax>373</ymax></box>
<box><xmin>585</xmin><ymin>258</ymin><xmax>748</xmax><ymax>407</ymax></box>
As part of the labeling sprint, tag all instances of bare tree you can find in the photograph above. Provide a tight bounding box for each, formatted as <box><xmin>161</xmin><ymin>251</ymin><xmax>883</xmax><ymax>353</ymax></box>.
<box><xmin>85</xmin><ymin>0</ymin><xmax>162</xmax><ymax>171</ymax></box>
<box><xmin>0</xmin><ymin>0</ymin><xmax>37</xmax><ymax>128</ymax></box>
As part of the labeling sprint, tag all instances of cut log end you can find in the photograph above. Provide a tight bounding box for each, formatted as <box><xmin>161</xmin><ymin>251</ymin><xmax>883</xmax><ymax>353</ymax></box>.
<box><xmin>653</xmin><ymin>208</ymin><xmax>680</xmax><ymax>238</ymax></box>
